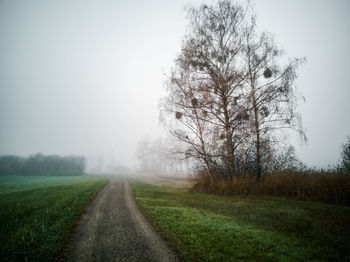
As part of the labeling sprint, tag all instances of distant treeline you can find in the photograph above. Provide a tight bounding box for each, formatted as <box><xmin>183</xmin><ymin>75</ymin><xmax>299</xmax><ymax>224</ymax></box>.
<box><xmin>0</xmin><ymin>153</ymin><xmax>86</xmax><ymax>176</ymax></box>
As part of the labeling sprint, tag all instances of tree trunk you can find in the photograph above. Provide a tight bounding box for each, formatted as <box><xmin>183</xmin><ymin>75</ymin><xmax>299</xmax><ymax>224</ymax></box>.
<box><xmin>252</xmin><ymin>92</ymin><xmax>262</xmax><ymax>181</ymax></box>
<box><xmin>222</xmin><ymin>93</ymin><xmax>235</xmax><ymax>181</ymax></box>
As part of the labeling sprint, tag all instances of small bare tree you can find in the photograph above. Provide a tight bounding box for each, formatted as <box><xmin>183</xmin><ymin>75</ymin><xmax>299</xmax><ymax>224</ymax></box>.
<box><xmin>340</xmin><ymin>136</ymin><xmax>350</xmax><ymax>174</ymax></box>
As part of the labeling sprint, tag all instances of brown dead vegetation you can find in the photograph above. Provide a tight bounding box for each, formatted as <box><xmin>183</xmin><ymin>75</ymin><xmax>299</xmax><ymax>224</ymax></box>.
<box><xmin>194</xmin><ymin>171</ymin><xmax>350</xmax><ymax>205</ymax></box>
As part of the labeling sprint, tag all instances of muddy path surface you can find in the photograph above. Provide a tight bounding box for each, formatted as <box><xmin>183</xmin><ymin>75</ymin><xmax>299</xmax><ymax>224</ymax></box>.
<box><xmin>68</xmin><ymin>176</ymin><xmax>177</xmax><ymax>262</ymax></box>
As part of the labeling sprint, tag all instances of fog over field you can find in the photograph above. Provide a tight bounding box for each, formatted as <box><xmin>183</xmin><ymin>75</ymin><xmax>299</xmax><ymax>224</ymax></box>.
<box><xmin>0</xmin><ymin>0</ymin><xmax>349</xmax><ymax>170</ymax></box>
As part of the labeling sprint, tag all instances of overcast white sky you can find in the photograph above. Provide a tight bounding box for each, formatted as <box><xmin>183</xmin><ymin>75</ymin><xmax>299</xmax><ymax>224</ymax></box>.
<box><xmin>0</xmin><ymin>0</ymin><xmax>349</xmax><ymax>168</ymax></box>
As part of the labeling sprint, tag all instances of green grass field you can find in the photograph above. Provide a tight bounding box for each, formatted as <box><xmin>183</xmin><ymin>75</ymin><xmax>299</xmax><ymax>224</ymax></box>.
<box><xmin>0</xmin><ymin>175</ymin><xmax>108</xmax><ymax>262</ymax></box>
<box><xmin>131</xmin><ymin>178</ymin><xmax>350</xmax><ymax>261</ymax></box>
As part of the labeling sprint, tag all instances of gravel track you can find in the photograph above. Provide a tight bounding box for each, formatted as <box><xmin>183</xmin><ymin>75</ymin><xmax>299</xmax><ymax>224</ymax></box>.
<box><xmin>68</xmin><ymin>176</ymin><xmax>177</xmax><ymax>262</ymax></box>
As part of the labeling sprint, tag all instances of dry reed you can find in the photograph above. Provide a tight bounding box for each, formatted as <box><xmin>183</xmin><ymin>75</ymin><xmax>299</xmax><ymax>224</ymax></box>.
<box><xmin>193</xmin><ymin>171</ymin><xmax>350</xmax><ymax>205</ymax></box>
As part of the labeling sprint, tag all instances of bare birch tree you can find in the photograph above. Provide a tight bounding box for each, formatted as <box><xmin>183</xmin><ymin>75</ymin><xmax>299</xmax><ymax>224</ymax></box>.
<box><xmin>241</xmin><ymin>16</ymin><xmax>306</xmax><ymax>180</ymax></box>
<box><xmin>161</xmin><ymin>0</ymin><xmax>305</xmax><ymax>181</ymax></box>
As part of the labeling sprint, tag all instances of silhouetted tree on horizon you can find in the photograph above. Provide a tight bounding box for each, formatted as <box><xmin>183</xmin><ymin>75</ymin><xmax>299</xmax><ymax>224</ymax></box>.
<box><xmin>0</xmin><ymin>153</ymin><xmax>86</xmax><ymax>176</ymax></box>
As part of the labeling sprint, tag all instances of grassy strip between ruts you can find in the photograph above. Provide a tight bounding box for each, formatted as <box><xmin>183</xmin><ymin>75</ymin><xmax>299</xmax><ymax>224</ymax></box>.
<box><xmin>130</xmin><ymin>178</ymin><xmax>350</xmax><ymax>261</ymax></box>
<box><xmin>0</xmin><ymin>176</ymin><xmax>108</xmax><ymax>262</ymax></box>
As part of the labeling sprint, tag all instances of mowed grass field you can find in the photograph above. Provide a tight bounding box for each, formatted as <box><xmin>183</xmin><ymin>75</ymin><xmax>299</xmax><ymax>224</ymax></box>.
<box><xmin>0</xmin><ymin>176</ymin><xmax>108</xmax><ymax>262</ymax></box>
<box><xmin>131</xmin><ymin>177</ymin><xmax>350</xmax><ymax>261</ymax></box>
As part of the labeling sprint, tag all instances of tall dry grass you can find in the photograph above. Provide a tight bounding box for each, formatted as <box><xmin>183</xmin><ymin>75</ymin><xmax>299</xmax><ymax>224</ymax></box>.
<box><xmin>193</xmin><ymin>171</ymin><xmax>350</xmax><ymax>205</ymax></box>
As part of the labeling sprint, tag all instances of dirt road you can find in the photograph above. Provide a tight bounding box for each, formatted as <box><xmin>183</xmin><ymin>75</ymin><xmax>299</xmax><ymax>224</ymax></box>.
<box><xmin>68</xmin><ymin>176</ymin><xmax>177</xmax><ymax>262</ymax></box>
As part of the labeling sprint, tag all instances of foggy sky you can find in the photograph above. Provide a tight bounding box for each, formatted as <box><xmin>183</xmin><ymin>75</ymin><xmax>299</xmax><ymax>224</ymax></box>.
<box><xmin>1</xmin><ymin>0</ymin><xmax>349</xmax><ymax>169</ymax></box>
